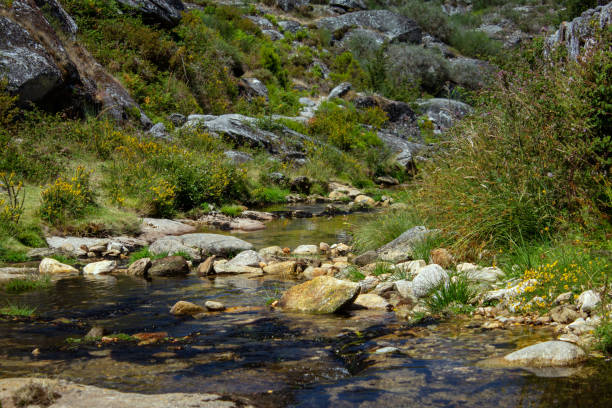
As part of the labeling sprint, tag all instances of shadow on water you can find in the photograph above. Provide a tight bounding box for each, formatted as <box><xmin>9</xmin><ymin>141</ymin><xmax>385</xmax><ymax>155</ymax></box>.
<box><xmin>1</xmin><ymin>214</ymin><xmax>611</xmax><ymax>407</ymax></box>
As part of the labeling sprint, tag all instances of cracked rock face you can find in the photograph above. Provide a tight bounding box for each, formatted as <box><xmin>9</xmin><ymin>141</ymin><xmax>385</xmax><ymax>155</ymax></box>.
<box><xmin>0</xmin><ymin>16</ymin><xmax>62</xmax><ymax>103</ymax></box>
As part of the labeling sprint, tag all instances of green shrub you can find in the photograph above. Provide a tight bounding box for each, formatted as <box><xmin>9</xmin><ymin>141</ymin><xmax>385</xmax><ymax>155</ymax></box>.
<box><xmin>50</xmin><ymin>254</ymin><xmax>76</xmax><ymax>265</ymax></box>
<box><xmin>596</xmin><ymin>318</ymin><xmax>612</xmax><ymax>354</ymax></box>
<box><xmin>371</xmin><ymin>262</ymin><xmax>394</xmax><ymax>276</ymax></box>
<box><xmin>0</xmin><ymin>172</ymin><xmax>25</xmax><ymax>235</ymax></box>
<box><xmin>261</xmin><ymin>44</ymin><xmax>289</xmax><ymax>88</ymax></box>
<box><xmin>346</xmin><ymin>266</ymin><xmax>365</xmax><ymax>282</ymax></box>
<box><xmin>449</xmin><ymin>30</ymin><xmax>502</xmax><ymax>59</ymax></box>
<box><xmin>220</xmin><ymin>204</ymin><xmax>244</xmax><ymax>217</ymax></box>
<box><xmin>424</xmin><ymin>274</ymin><xmax>476</xmax><ymax>315</ymax></box>
<box><xmin>251</xmin><ymin>186</ymin><xmax>289</xmax><ymax>204</ymax></box>
<box><xmin>0</xmin><ymin>248</ymin><xmax>28</xmax><ymax>263</ymax></box>
<box><xmin>39</xmin><ymin>166</ymin><xmax>95</xmax><ymax>226</ymax></box>
<box><xmin>129</xmin><ymin>247</ymin><xmax>168</xmax><ymax>264</ymax></box>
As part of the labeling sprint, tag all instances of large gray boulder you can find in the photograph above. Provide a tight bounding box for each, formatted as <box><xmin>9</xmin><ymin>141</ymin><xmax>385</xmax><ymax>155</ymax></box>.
<box><xmin>447</xmin><ymin>57</ymin><xmax>494</xmax><ymax>90</ymax></box>
<box><xmin>149</xmin><ymin>237</ymin><xmax>201</xmax><ymax>260</ymax></box>
<box><xmin>330</xmin><ymin>0</ymin><xmax>367</xmax><ymax>11</ymax></box>
<box><xmin>546</xmin><ymin>2</ymin><xmax>612</xmax><ymax>60</ymax></box>
<box><xmin>179</xmin><ymin>233</ymin><xmax>253</xmax><ymax>256</ymax></box>
<box><xmin>116</xmin><ymin>0</ymin><xmax>185</xmax><ymax>27</ymax></box>
<box><xmin>185</xmin><ymin>114</ymin><xmax>279</xmax><ymax>150</ymax></box>
<box><xmin>503</xmin><ymin>341</ymin><xmax>586</xmax><ymax>367</ymax></box>
<box><xmin>317</xmin><ymin>10</ymin><xmax>422</xmax><ymax>43</ymax></box>
<box><xmin>376</xmin><ymin>226</ymin><xmax>434</xmax><ymax>262</ymax></box>
<box><xmin>0</xmin><ymin>16</ymin><xmax>62</xmax><ymax>103</ymax></box>
<box><xmin>34</xmin><ymin>0</ymin><xmax>78</xmax><ymax>35</ymax></box>
<box><xmin>279</xmin><ymin>276</ymin><xmax>360</xmax><ymax>313</ymax></box>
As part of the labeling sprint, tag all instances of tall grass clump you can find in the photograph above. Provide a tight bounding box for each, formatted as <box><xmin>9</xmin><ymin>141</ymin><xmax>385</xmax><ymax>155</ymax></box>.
<box><xmin>413</xmin><ymin>31</ymin><xmax>612</xmax><ymax>257</ymax></box>
<box><xmin>424</xmin><ymin>274</ymin><xmax>477</xmax><ymax>314</ymax></box>
<box><xmin>352</xmin><ymin>211</ymin><xmax>421</xmax><ymax>253</ymax></box>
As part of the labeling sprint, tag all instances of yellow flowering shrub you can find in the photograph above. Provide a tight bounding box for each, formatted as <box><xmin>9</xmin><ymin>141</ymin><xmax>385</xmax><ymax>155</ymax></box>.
<box><xmin>510</xmin><ymin>257</ymin><xmax>609</xmax><ymax>313</ymax></box>
<box><xmin>39</xmin><ymin>166</ymin><xmax>95</xmax><ymax>225</ymax></box>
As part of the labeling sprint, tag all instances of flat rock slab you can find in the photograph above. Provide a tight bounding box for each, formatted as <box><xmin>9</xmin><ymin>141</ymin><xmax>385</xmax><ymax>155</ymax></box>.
<box><xmin>279</xmin><ymin>276</ymin><xmax>360</xmax><ymax>313</ymax></box>
<box><xmin>140</xmin><ymin>218</ymin><xmax>197</xmax><ymax>241</ymax></box>
<box><xmin>0</xmin><ymin>378</ymin><xmax>236</xmax><ymax>408</ymax></box>
<box><xmin>46</xmin><ymin>236</ymin><xmax>146</xmax><ymax>257</ymax></box>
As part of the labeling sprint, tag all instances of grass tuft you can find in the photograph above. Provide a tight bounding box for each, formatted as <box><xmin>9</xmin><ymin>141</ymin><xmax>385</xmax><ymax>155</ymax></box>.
<box><xmin>0</xmin><ymin>302</ymin><xmax>36</xmax><ymax>317</ymax></box>
<box><xmin>4</xmin><ymin>275</ymin><xmax>51</xmax><ymax>294</ymax></box>
<box><xmin>424</xmin><ymin>274</ymin><xmax>476</xmax><ymax>315</ymax></box>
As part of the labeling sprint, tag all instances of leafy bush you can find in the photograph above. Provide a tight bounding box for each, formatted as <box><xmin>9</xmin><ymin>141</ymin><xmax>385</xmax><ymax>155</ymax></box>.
<box><xmin>0</xmin><ymin>172</ymin><xmax>25</xmax><ymax>235</ymax></box>
<box><xmin>39</xmin><ymin>166</ymin><xmax>95</xmax><ymax>226</ymax></box>
<box><xmin>386</xmin><ymin>44</ymin><xmax>449</xmax><ymax>95</ymax></box>
<box><xmin>0</xmin><ymin>248</ymin><xmax>28</xmax><ymax>263</ymax></box>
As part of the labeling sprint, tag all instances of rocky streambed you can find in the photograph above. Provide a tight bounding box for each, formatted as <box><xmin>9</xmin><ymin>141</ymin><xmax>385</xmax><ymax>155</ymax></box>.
<box><xmin>1</xmin><ymin>212</ymin><xmax>611</xmax><ymax>407</ymax></box>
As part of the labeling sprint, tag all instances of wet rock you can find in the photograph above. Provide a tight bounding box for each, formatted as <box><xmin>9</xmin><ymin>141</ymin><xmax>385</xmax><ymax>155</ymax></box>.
<box><xmin>430</xmin><ymin>248</ymin><xmax>454</xmax><ymax>268</ymax></box>
<box><xmin>127</xmin><ymin>258</ymin><xmax>151</xmax><ymax>276</ymax></box>
<box><xmin>148</xmin><ymin>256</ymin><xmax>190</xmax><ymax>277</ymax></box>
<box><xmin>374</xmin><ymin>346</ymin><xmax>399</xmax><ymax>354</ymax></box>
<box><xmin>133</xmin><ymin>332</ymin><xmax>168</xmax><ymax>345</ymax></box>
<box><xmin>328</xmin><ymin>82</ymin><xmax>352</xmax><ymax>99</ymax></box>
<box><xmin>577</xmin><ymin>290</ymin><xmax>600</xmax><ymax>313</ymax></box>
<box><xmin>39</xmin><ymin>258</ymin><xmax>79</xmax><ymax>275</ymax></box>
<box><xmin>550</xmin><ymin>305</ymin><xmax>581</xmax><ymax>324</ymax></box>
<box><xmin>354</xmin><ymin>250</ymin><xmax>378</xmax><ymax>266</ymax></box>
<box><xmin>197</xmin><ymin>255</ymin><xmax>216</xmax><ymax>276</ymax></box>
<box><xmin>293</xmin><ymin>245</ymin><xmax>319</xmax><ymax>256</ymax></box>
<box><xmin>503</xmin><ymin>341</ymin><xmax>586</xmax><ymax>367</ymax></box>
<box><xmin>83</xmin><ymin>260</ymin><xmax>116</xmax><ymax>275</ymax></box>
<box><xmin>411</xmin><ymin>264</ymin><xmax>449</xmax><ymax>298</ymax></box>
<box><xmin>86</xmin><ymin>326</ymin><xmax>105</xmax><ymax>339</ymax></box>
<box><xmin>317</xmin><ymin>10</ymin><xmax>422</xmax><ymax>44</ymax></box>
<box><xmin>205</xmin><ymin>301</ymin><xmax>225</xmax><ymax>312</ymax></box>
<box><xmin>279</xmin><ymin>276</ymin><xmax>360</xmax><ymax>313</ymax></box>
<box><xmin>226</xmin><ymin>250</ymin><xmax>264</xmax><ymax>268</ymax></box>
<box><xmin>377</xmin><ymin>226</ymin><xmax>433</xmax><ymax>262</ymax></box>
<box><xmin>353</xmin><ymin>293</ymin><xmax>391</xmax><ymax>310</ymax></box>
<box><xmin>170</xmin><ymin>301</ymin><xmax>205</xmax><ymax>316</ymax></box>
<box><xmin>0</xmin><ymin>377</ymin><xmax>235</xmax><ymax>408</ymax></box>
<box><xmin>116</xmin><ymin>0</ymin><xmax>185</xmax><ymax>27</ymax></box>
<box><xmin>213</xmin><ymin>260</ymin><xmax>263</xmax><ymax>275</ymax></box>
<box><xmin>303</xmin><ymin>266</ymin><xmax>329</xmax><ymax>280</ymax></box>
<box><xmin>263</xmin><ymin>261</ymin><xmax>298</xmax><ymax>276</ymax></box>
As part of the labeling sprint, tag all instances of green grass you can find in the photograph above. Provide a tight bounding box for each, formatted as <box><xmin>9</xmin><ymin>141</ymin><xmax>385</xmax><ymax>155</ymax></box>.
<box><xmin>346</xmin><ymin>266</ymin><xmax>365</xmax><ymax>282</ymax></box>
<box><xmin>596</xmin><ymin>319</ymin><xmax>612</xmax><ymax>354</ymax></box>
<box><xmin>0</xmin><ymin>302</ymin><xmax>36</xmax><ymax>317</ymax></box>
<box><xmin>410</xmin><ymin>232</ymin><xmax>447</xmax><ymax>262</ymax></box>
<box><xmin>352</xmin><ymin>211</ymin><xmax>422</xmax><ymax>253</ymax></box>
<box><xmin>251</xmin><ymin>186</ymin><xmax>289</xmax><ymax>204</ymax></box>
<box><xmin>424</xmin><ymin>274</ymin><xmax>477</xmax><ymax>315</ymax></box>
<box><xmin>50</xmin><ymin>254</ymin><xmax>77</xmax><ymax>265</ymax></box>
<box><xmin>4</xmin><ymin>275</ymin><xmax>51</xmax><ymax>294</ymax></box>
<box><xmin>371</xmin><ymin>262</ymin><xmax>394</xmax><ymax>277</ymax></box>
<box><xmin>128</xmin><ymin>246</ymin><xmax>168</xmax><ymax>264</ymax></box>
<box><xmin>220</xmin><ymin>204</ymin><xmax>244</xmax><ymax>217</ymax></box>
<box><xmin>0</xmin><ymin>248</ymin><xmax>28</xmax><ymax>263</ymax></box>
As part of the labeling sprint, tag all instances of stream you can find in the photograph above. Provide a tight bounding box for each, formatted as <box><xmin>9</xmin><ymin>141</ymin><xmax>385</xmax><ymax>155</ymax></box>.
<box><xmin>1</xmin><ymin>212</ymin><xmax>611</xmax><ymax>407</ymax></box>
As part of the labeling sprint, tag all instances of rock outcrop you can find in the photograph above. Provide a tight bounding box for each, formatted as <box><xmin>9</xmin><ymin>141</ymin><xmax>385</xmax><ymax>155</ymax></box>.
<box><xmin>116</xmin><ymin>0</ymin><xmax>185</xmax><ymax>27</ymax></box>
<box><xmin>546</xmin><ymin>2</ymin><xmax>612</xmax><ymax>60</ymax></box>
<box><xmin>279</xmin><ymin>276</ymin><xmax>360</xmax><ymax>313</ymax></box>
<box><xmin>317</xmin><ymin>10</ymin><xmax>422</xmax><ymax>44</ymax></box>
<box><xmin>503</xmin><ymin>341</ymin><xmax>586</xmax><ymax>367</ymax></box>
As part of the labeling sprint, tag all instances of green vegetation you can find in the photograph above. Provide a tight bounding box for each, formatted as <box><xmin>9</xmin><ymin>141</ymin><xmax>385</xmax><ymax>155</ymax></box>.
<box><xmin>50</xmin><ymin>255</ymin><xmax>77</xmax><ymax>266</ymax></box>
<box><xmin>220</xmin><ymin>204</ymin><xmax>244</xmax><ymax>217</ymax></box>
<box><xmin>0</xmin><ymin>303</ymin><xmax>36</xmax><ymax>317</ymax></box>
<box><xmin>4</xmin><ymin>275</ymin><xmax>51</xmax><ymax>294</ymax></box>
<box><xmin>424</xmin><ymin>275</ymin><xmax>476</xmax><ymax>315</ymax></box>
<box><xmin>129</xmin><ymin>247</ymin><xmax>167</xmax><ymax>264</ymax></box>
<box><xmin>346</xmin><ymin>266</ymin><xmax>366</xmax><ymax>282</ymax></box>
<box><xmin>352</xmin><ymin>211</ymin><xmax>420</xmax><ymax>253</ymax></box>
<box><xmin>371</xmin><ymin>263</ymin><xmax>394</xmax><ymax>277</ymax></box>
<box><xmin>0</xmin><ymin>248</ymin><xmax>28</xmax><ymax>263</ymax></box>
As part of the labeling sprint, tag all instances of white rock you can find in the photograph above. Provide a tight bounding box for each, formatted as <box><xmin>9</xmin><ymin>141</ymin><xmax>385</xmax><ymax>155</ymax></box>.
<box><xmin>465</xmin><ymin>266</ymin><xmax>505</xmax><ymax>283</ymax></box>
<box><xmin>393</xmin><ymin>260</ymin><xmax>426</xmax><ymax>277</ymax></box>
<box><xmin>411</xmin><ymin>264</ymin><xmax>449</xmax><ymax>298</ymax></box>
<box><xmin>394</xmin><ymin>280</ymin><xmax>416</xmax><ymax>301</ymax></box>
<box><xmin>374</xmin><ymin>346</ymin><xmax>399</xmax><ymax>354</ymax></box>
<box><xmin>353</xmin><ymin>293</ymin><xmax>390</xmax><ymax>310</ymax></box>
<box><xmin>226</xmin><ymin>250</ymin><xmax>264</xmax><ymax>268</ymax></box>
<box><xmin>83</xmin><ymin>260</ymin><xmax>116</xmax><ymax>275</ymax></box>
<box><xmin>577</xmin><ymin>290</ymin><xmax>600</xmax><ymax>313</ymax></box>
<box><xmin>503</xmin><ymin>341</ymin><xmax>586</xmax><ymax>367</ymax></box>
<box><xmin>39</xmin><ymin>258</ymin><xmax>79</xmax><ymax>275</ymax></box>
<box><xmin>293</xmin><ymin>245</ymin><xmax>319</xmax><ymax>256</ymax></box>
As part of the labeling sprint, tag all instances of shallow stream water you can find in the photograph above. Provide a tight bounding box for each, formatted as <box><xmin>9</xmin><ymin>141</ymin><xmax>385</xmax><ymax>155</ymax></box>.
<box><xmin>1</xmin><ymin>212</ymin><xmax>611</xmax><ymax>407</ymax></box>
